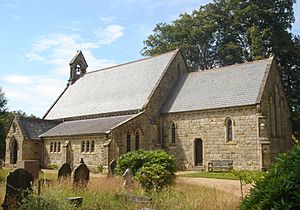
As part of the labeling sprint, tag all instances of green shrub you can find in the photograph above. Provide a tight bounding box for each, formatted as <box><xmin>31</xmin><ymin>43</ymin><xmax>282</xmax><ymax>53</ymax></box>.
<box><xmin>115</xmin><ymin>149</ymin><xmax>176</xmax><ymax>191</ymax></box>
<box><xmin>240</xmin><ymin>145</ymin><xmax>300</xmax><ymax>209</ymax></box>
<box><xmin>97</xmin><ymin>165</ymin><xmax>103</xmax><ymax>173</ymax></box>
<box><xmin>115</xmin><ymin>149</ymin><xmax>176</xmax><ymax>176</ymax></box>
<box><xmin>136</xmin><ymin>163</ymin><xmax>175</xmax><ymax>191</ymax></box>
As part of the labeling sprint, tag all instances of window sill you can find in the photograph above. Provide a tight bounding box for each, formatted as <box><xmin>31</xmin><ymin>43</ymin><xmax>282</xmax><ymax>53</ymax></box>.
<box><xmin>169</xmin><ymin>143</ymin><xmax>177</xmax><ymax>147</ymax></box>
<box><xmin>225</xmin><ymin>141</ymin><xmax>237</xmax><ymax>145</ymax></box>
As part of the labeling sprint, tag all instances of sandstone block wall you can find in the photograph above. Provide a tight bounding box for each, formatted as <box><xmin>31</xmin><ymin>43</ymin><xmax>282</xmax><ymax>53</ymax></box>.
<box><xmin>43</xmin><ymin>135</ymin><xmax>108</xmax><ymax>170</ymax></box>
<box><xmin>5</xmin><ymin>117</ymin><xmax>24</xmax><ymax>165</ymax></box>
<box><xmin>163</xmin><ymin>106</ymin><xmax>261</xmax><ymax>170</ymax></box>
<box><xmin>259</xmin><ymin>60</ymin><xmax>294</xmax><ymax>162</ymax></box>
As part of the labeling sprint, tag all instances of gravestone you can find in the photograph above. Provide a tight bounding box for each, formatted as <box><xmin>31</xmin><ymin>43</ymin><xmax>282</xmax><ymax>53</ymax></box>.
<box><xmin>58</xmin><ymin>163</ymin><xmax>72</xmax><ymax>179</ymax></box>
<box><xmin>80</xmin><ymin>158</ymin><xmax>84</xmax><ymax>164</ymax></box>
<box><xmin>122</xmin><ymin>168</ymin><xmax>134</xmax><ymax>189</ymax></box>
<box><xmin>17</xmin><ymin>160</ymin><xmax>39</xmax><ymax>179</ymax></box>
<box><xmin>73</xmin><ymin>163</ymin><xmax>90</xmax><ymax>188</ymax></box>
<box><xmin>108</xmin><ymin>159</ymin><xmax>117</xmax><ymax>177</ymax></box>
<box><xmin>2</xmin><ymin>168</ymin><xmax>34</xmax><ymax>210</ymax></box>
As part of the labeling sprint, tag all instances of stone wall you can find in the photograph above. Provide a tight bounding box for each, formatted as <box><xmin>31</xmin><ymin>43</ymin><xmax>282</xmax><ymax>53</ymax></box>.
<box><xmin>162</xmin><ymin>59</ymin><xmax>293</xmax><ymax>171</ymax></box>
<box><xmin>145</xmin><ymin>51</ymin><xmax>188</xmax><ymax>147</ymax></box>
<box><xmin>110</xmin><ymin>52</ymin><xmax>189</xmax><ymax>161</ymax></box>
<box><xmin>5</xmin><ymin>117</ymin><xmax>24</xmax><ymax>165</ymax></box>
<box><xmin>163</xmin><ymin>106</ymin><xmax>262</xmax><ymax>170</ymax></box>
<box><xmin>112</xmin><ymin>113</ymin><xmax>147</xmax><ymax>159</ymax></box>
<box><xmin>43</xmin><ymin>134</ymin><xmax>108</xmax><ymax>170</ymax></box>
<box><xmin>22</xmin><ymin>140</ymin><xmax>42</xmax><ymax>161</ymax></box>
<box><xmin>258</xmin><ymin>59</ymin><xmax>294</xmax><ymax>163</ymax></box>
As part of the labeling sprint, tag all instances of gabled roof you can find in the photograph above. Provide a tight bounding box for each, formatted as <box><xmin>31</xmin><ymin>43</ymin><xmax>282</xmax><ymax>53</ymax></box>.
<box><xmin>40</xmin><ymin>114</ymin><xmax>137</xmax><ymax>137</ymax></box>
<box><xmin>44</xmin><ymin>50</ymin><xmax>179</xmax><ymax>120</ymax></box>
<box><xmin>162</xmin><ymin>57</ymin><xmax>273</xmax><ymax>113</ymax></box>
<box><xmin>16</xmin><ymin>116</ymin><xmax>61</xmax><ymax>140</ymax></box>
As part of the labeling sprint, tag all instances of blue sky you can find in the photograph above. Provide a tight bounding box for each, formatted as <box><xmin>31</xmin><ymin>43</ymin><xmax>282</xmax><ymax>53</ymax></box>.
<box><xmin>0</xmin><ymin>0</ymin><xmax>299</xmax><ymax>117</ymax></box>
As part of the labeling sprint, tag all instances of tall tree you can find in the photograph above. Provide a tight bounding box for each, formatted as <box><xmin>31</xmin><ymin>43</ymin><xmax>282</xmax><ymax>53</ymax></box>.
<box><xmin>0</xmin><ymin>88</ymin><xmax>8</xmax><ymax>159</ymax></box>
<box><xmin>0</xmin><ymin>88</ymin><xmax>7</xmax><ymax>114</ymax></box>
<box><xmin>142</xmin><ymin>0</ymin><xmax>299</xmax><ymax>132</ymax></box>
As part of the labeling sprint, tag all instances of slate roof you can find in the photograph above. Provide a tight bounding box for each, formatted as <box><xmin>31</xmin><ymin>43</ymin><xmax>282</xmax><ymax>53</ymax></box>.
<box><xmin>44</xmin><ymin>50</ymin><xmax>178</xmax><ymax>120</ymax></box>
<box><xmin>40</xmin><ymin>114</ymin><xmax>137</xmax><ymax>137</ymax></box>
<box><xmin>162</xmin><ymin>58</ymin><xmax>272</xmax><ymax>113</ymax></box>
<box><xmin>16</xmin><ymin>116</ymin><xmax>61</xmax><ymax>140</ymax></box>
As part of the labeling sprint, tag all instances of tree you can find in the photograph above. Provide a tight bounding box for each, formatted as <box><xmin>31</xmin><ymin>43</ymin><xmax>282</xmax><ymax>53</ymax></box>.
<box><xmin>0</xmin><ymin>88</ymin><xmax>8</xmax><ymax>158</ymax></box>
<box><xmin>0</xmin><ymin>88</ymin><xmax>7</xmax><ymax>114</ymax></box>
<box><xmin>142</xmin><ymin>0</ymin><xmax>299</xmax><ymax>132</ymax></box>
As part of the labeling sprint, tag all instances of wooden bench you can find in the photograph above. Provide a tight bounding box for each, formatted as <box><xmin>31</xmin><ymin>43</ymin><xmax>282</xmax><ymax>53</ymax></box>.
<box><xmin>208</xmin><ymin>160</ymin><xmax>233</xmax><ymax>172</ymax></box>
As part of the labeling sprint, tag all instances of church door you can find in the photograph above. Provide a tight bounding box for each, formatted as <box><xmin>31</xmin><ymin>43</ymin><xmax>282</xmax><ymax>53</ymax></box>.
<box><xmin>194</xmin><ymin>138</ymin><xmax>203</xmax><ymax>166</ymax></box>
<box><xmin>10</xmin><ymin>139</ymin><xmax>18</xmax><ymax>164</ymax></box>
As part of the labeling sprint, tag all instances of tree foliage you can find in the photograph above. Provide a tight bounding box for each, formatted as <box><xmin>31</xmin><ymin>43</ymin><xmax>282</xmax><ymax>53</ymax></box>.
<box><xmin>0</xmin><ymin>88</ymin><xmax>7</xmax><ymax>114</ymax></box>
<box><xmin>142</xmin><ymin>0</ymin><xmax>300</xmax><ymax>132</ymax></box>
<box><xmin>0</xmin><ymin>88</ymin><xmax>8</xmax><ymax>158</ymax></box>
<box><xmin>240</xmin><ymin>145</ymin><xmax>300</xmax><ymax>209</ymax></box>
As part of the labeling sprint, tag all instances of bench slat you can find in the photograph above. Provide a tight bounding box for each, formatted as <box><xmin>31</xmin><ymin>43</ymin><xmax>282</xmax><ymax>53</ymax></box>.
<box><xmin>208</xmin><ymin>160</ymin><xmax>233</xmax><ymax>172</ymax></box>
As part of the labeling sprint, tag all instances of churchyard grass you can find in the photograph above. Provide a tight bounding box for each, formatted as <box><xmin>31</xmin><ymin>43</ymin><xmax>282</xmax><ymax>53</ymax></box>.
<box><xmin>179</xmin><ymin>170</ymin><xmax>265</xmax><ymax>182</ymax></box>
<box><xmin>0</xmin><ymin>173</ymin><xmax>240</xmax><ymax>209</ymax></box>
<box><xmin>178</xmin><ymin>171</ymin><xmax>239</xmax><ymax>180</ymax></box>
<box><xmin>0</xmin><ymin>168</ymin><xmax>11</xmax><ymax>182</ymax></box>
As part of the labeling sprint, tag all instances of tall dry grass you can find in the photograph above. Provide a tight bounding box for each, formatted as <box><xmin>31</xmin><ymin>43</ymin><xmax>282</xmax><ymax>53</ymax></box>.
<box><xmin>0</xmin><ymin>173</ymin><xmax>240</xmax><ymax>209</ymax></box>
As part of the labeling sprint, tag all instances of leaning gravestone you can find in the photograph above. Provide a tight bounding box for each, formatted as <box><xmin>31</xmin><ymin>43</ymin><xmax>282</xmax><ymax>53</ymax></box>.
<box><xmin>122</xmin><ymin>168</ymin><xmax>134</xmax><ymax>189</ymax></box>
<box><xmin>108</xmin><ymin>159</ymin><xmax>117</xmax><ymax>177</ymax></box>
<box><xmin>73</xmin><ymin>163</ymin><xmax>90</xmax><ymax>188</ymax></box>
<box><xmin>2</xmin><ymin>168</ymin><xmax>34</xmax><ymax>210</ymax></box>
<box><xmin>58</xmin><ymin>163</ymin><xmax>72</xmax><ymax>179</ymax></box>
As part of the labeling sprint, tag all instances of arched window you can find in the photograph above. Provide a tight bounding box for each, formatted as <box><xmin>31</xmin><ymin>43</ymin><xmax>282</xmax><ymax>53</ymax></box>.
<box><xmin>126</xmin><ymin>131</ymin><xmax>131</xmax><ymax>152</ymax></box>
<box><xmin>269</xmin><ymin>95</ymin><xmax>276</xmax><ymax>137</ymax></box>
<box><xmin>86</xmin><ymin>141</ymin><xmax>90</xmax><ymax>152</ymax></box>
<box><xmin>91</xmin><ymin>141</ymin><xmax>95</xmax><ymax>152</ymax></box>
<box><xmin>171</xmin><ymin>122</ymin><xmax>176</xmax><ymax>144</ymax></box>
<box><xmin>57</xmin><ymin>142</ymin><xmax>61</xmax><ymax>152</ymax></box>
<box><xmin>281</xmin><ymin>99</ymin><xmax>285</xmax><ymax>137</ymax></box>
<box><xmin>54</xmin><ymin>142</ymin><xmax>57</xmax><ymax>152</ymax></box>
<box><xmin>50</xmin><ymin>142</ymin><xmax>53</xmax><ymax>152</ymax></box>
<box><xmin>135</xmin><ymin>130</ymin><xmax>140</xmax><ymax>150</ymax></box>
<box><xmin>81</xmin><ymin>141</ymin><xmax>85</xmax><ymax>153</ymax></box>
<box><xmin>226</xmin><ymin>118</ymin><xmax>233</xmax><ymax>141</ymax></box>
<box><xmin>274</xmin><ymin>85</ymin><xmax>280</xmax><ymax>137</ymax></box>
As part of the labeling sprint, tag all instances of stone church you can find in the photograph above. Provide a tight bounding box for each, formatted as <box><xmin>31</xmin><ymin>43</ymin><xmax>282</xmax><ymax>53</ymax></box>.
<box><xmin>5</xmin><ymin>49</ymin><xmax>294</xmax><ymax>171</ymax></box>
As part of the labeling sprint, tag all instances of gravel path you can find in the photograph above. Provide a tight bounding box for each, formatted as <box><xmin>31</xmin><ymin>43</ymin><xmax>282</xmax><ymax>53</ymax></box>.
<box><xmin>177</xmin><ymin>176</ymin><xmax>250</xmax><ymax>197</ymax></box>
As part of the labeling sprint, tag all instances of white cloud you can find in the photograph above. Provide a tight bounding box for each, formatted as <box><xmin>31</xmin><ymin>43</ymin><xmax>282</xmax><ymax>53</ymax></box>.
<box><xmin>3</xmin><ymin>75</ymin><xmax>33</xmax><ymax>85</ymax></box>
<box><xmin>99</xmin><ymin>16</ymin><xmax>116</xmax><ymax>24</ymax></box>
<box><xmin>2</xmin><ymin>74</ymin><xmax>66</xmax><ymax>117</ymax></box>
<box><xmin>5</xmin><ymin>24</ymin><xmax>125</xmax><ymax>116</ymax></box>
<box><xmin>94</xmin><ymin>25</ymin><xmax>124</xmax><ymax>45</ymax></box>
<box><xmin>25</xmin><ymin>24</ymin><xmax>124</xmax><ymax>75</ymax></box>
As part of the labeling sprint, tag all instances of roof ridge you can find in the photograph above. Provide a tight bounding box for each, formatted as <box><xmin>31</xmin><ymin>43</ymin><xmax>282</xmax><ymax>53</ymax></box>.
<box><xmin>86</xmin><ymin>49</ymin><xmax>179</xmax><ymax>75</ymax></box>
<box><xmin>189</xmin><ymin>58</ymin><xmax>270</xmax><ymax>74</ymax></box>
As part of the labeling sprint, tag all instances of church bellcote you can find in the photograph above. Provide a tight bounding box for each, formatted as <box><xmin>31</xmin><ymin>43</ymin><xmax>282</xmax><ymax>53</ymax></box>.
<box><xmin>68</xmin><ymin>50</ymin><xmax>88</xmax><ymax>85</ymax></box>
